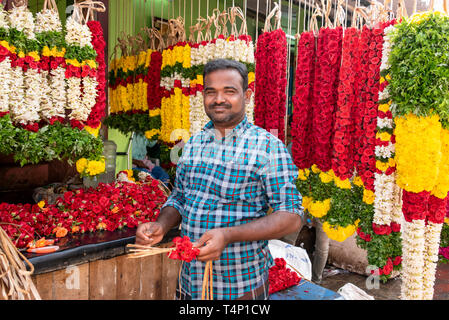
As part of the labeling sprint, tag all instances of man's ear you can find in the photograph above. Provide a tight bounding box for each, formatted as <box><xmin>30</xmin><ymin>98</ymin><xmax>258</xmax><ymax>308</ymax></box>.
<box><xmin>244</xmin><ymin>88</ymin><xmax>252</xmax><ymax>105</ymax></box>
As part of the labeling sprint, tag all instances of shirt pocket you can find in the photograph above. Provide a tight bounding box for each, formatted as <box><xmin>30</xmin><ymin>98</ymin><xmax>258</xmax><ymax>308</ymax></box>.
<box><xmin>215</xmin><ymin>159</ymin><xmax>263</xmax><ymax>202</ymax></box>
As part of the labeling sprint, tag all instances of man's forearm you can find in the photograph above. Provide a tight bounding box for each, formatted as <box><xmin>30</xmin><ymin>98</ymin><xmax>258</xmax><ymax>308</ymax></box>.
<box><xmin>157</xmin><ymin>206</ymin><xmax>182</xmax><ymax>234</ymax></box>
<box><xmin>222</xmin><ymin>211</ymin><xmax>302</xmax><ymax>245</ymax></box>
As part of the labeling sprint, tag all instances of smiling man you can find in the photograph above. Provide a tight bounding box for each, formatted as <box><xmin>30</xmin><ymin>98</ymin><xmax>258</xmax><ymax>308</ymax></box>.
<box><xmin>136</xmin><ymin>59</ymin><xmax>303</xmax><ymax>300</ymax></box>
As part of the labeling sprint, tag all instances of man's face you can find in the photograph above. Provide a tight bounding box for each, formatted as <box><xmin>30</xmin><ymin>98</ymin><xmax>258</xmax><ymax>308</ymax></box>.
<box><xmin>203</xmin><ymin>68</ymin><xmax>251</xmax><ymax>129</ymax></box>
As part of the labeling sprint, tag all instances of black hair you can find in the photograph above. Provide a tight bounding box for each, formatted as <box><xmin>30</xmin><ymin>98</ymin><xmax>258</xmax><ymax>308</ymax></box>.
<box><xmin>203</xmin><ymin>59</ymin><xmax>249</xmax><ymax>92</ymax></box>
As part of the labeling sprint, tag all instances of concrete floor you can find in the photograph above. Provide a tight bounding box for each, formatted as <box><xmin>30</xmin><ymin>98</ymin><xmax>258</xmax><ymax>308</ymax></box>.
<box><xmin>317</xmin><ymin>263</ymin><xmax>449</xmax><ymax>300</ymax></box>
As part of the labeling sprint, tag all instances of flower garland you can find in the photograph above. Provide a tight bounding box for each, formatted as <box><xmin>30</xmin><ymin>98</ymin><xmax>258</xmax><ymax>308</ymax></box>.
<box><xmin>0</xmin><ymin>4</ymin><xmax>11</xmax><ymax>116</ymax></box>
<box><xmin>389</xmin><ymin>11</ymin><xmax>449</xmax><ymax>300</ymax></box>
<box><xmin>0</xmin><ymin>179</ymin><xmax>167</xmax><ymax>249</ymax></box>
<box><xmin>85</xmin><ymin>21</ymin><xmax>106</xmax><ymax>130</ymax></box>
<box><xmin>65</xmin><ymin>14</ymin><xmax>97</xmax><ymax>126</ymax></box>
<box><xmin>268</xmin><ymin>257</ymin><xmax>301</xmax><ymax>294</ymax></box>
<box><xmin>311</xmin><ymin>26</ymin><xmax>342</xmax><ymax>171</ymax></box>
<box><xmin>291</xmin><ymin>31</ymin><xmax>315</xmax><ymax>170</ymax></box>
<box><xmin>255</xmin><ymin>28</ymin><xmax>287</xmax><ymax>143</ymax></box>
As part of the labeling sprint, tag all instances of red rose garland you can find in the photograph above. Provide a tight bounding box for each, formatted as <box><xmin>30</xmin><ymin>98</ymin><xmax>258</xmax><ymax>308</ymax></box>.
<box><xmin>167</xmin><ymin>236</ymin><xmax>200</xmax><ymax>262</ymax></box>
<box><xmin>312</xmin><ymin>26</ymin><xmax>343</xmax><ymax>172</ymax></box>
<box><xmin>356</xmin><ymin>26</ymin><xmax>383</xmax><ymax>191</ymax></box>
<box><xmin>147</xmin><ymin>50</ymin><xmax>162</xmax><ymax>110</ymax></box>
<box><xmin>254</xmin><ymin>28</ymin><xmax>288</xmax><ymax>143</ymax></box>
<box><xmin>291</xmin><ymin>31</ymin><xmax>315</xmax><ymax>169</ymax></box>
<box><xmin>86</xmin><ymin>21</ymin><xmax>106</xmax><ymax>128</ymax></box>
<box><xmin>331</xmin><ymin>27</ymin><xmax>360</xmax><ymax>180</ymax></box>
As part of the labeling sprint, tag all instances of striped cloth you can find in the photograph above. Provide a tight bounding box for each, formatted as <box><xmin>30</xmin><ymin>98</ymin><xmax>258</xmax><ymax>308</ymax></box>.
<box><xmin>162</xmin><ymin>116</ymin><xmax>303</xmax><ymax>300</ymax></box>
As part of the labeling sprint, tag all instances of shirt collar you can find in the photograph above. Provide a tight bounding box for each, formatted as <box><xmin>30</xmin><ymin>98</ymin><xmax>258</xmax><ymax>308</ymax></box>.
<box><xmin>203</xmin><ymin>116</ymin><xmax>249</xmax><ymax>141</ymax></box>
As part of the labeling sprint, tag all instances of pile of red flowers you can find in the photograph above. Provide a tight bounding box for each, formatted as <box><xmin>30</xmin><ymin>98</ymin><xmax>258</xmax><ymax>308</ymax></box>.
<box><xmin>255</xmin><ymin>28</ymin><xmax>288</xmax><ymax>143</ymax></box>
<box><xmin>167</xmin><ymin>236</ymin><xmax>200</xmax><ymax>263</ymax></box>
<box><xmin>291</xmin><ymin>31</ymin><xmax>315</xmax><ymax>170</ymax></box>
<box><xmin>312</xmin><ymin>26</ymin><xmax>343</xmax><ymax>172</ymax></box>
<box><xmin>0</xmin><ymin>180</ymin><xmax>167</xmax><ymax>249</ymax></box>
<box><xmin>268</xmin><ymin>257</ymin><xmax>301</xmax><ymax>294</ymax></box>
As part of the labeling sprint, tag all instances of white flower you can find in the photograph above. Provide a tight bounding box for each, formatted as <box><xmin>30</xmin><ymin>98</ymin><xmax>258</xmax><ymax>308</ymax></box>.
<box><xmin>0</xmin><ymin>57</ymin><xmax>12</xmax><ymax>113</ymax></box>
<box><xmin>67</xmin><ymin>77</ymin><xmax>82</xmax><ymax>119</ymax></box>
<box><xmin>0</xmin><ymin>4</ymin><xmax>9</xmax><ymax>29</ymax></box>
<box><xmin>35</xmin><ymin>9</ymin><xmax>62</xmax><ymax>33</ymax></box>
<box><xmin>8</xmin><ymin>5</ymin><xmax>35</xmax><ymax>39</ymax></box>
<box><xmin>65</xmin><ymin>15</ymin><xmax>92</xmax><ymax>48</ymax></box>
<box><xmin>49</xmin><ymin>66</ymin><xmax>67</xmax><ymax>119</ymax></box>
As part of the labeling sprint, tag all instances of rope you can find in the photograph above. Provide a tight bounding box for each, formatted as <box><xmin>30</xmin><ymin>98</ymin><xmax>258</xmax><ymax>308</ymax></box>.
<box><xmin>201</xmin><ymin>261</ymin><xmax>214</xmax><ymax>300</ymax></box>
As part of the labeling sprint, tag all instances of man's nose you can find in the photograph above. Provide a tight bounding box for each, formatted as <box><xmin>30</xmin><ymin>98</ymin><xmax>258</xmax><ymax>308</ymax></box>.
<box><xmin>214</xmin><ymin>91</ymin><xmax>226</xmax><ymax>104</ymax></box>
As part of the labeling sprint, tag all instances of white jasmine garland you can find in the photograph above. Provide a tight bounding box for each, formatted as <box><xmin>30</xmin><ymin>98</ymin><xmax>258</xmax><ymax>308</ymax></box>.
<box><xmin>422</xmin><ymin>221</ymin><xmax>444</xmax><ymax>300</ymax></box>
<box><xmin>401</xmin><ymin>219</ymin><xmax>426</xmax><ymax>300</ymax></box>
<box><xmin>0</xmin><ymin>58</ymin><xmax>12</xmax><ymax>113</ymax></box>
<box><xmin>67</xmin><ymin>77</ymin><xmax>82</xmax><ymax>119</ymax></box>
<box><xmin>0</xmin><ymin>4</ymin><xmax>9</xmax><ymax>29</ymax></box>
<box><xmin>375</xmin><ymin>143</ymin><xmax>395</xmax><ymax>158</ymax></box>
<box><xmin>65</xmin><ymin>15</ymin><xmax>92</xmax><ymax>48</ymax></box>
<box><xmin>79</xmin><ymin>76</ymin><xmax>98</xmax><ymax>121</ymax></box>
<box><xmin>35</xmin><ymin>9</ymin><xmax>62</xmax><ymax>33</ymax></box>
<box><xmin>23</xmin><ymin>67</ymin><xmax>43</xmax><ymax>122</ymax></box>
<box><xmin>49</xmin><ymin>66</ymin><xmax>67</xmax><ymax>119</ymax></box>
<box><xmin>8</xmin><ymin>4</ymin><xmax>35</xmax><ymax>39</ymax></box>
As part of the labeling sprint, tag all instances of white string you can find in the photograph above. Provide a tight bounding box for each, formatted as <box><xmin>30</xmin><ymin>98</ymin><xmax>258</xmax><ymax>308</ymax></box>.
<box><xmin>256</xmin><ymin>0</ymin><xmax>260</xmax><ymax>43</ymax></box>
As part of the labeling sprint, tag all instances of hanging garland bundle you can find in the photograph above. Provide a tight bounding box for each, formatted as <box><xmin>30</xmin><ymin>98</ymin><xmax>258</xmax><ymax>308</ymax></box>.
<box><xmin>291</xmin><ymin>31</ymin><xmax>315</xmax><ymax>170</ymax></box>
<box><xmin>254</xmin><ymin>3</ymin><xmax>287</xmax><ymax>143</ymax></box>
<box><xmin>188</xmin><ymin>8</ymin><xmax>256</xmax><ymax>137</ymax></box>
<box><xmin>106</xmin><ymin>29</ymin><xmax>162</xmax><ymax>138</ymax></box>
<box><xmin>0</xmin><ymin>1</ymin><xmax>105</xmax><ymax>171</ymax></box>
<box><xmin>389</xmin><ymin>10</ymin><xmax>449</xmax><ymax>300</ymax></box>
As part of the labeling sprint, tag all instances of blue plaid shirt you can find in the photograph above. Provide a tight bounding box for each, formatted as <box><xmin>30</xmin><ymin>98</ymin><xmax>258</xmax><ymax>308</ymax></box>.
<box><xmin>162</xmin><ymin>116</ymin><xmax>303</xmax><ymax>300</ymax></box>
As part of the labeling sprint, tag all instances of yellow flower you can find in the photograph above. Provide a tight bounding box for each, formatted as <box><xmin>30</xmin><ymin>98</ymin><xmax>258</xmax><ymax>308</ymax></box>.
<box><xmin>85</xmin><ymin>59</ymin><xmax>97</xmax><ymax>69</ymax></box>
<box><xmin>248</xmin><ymin>72</ymin><xmax>255</xmax><ymax>84</ymax></box>
<box><xmin>37</xmin><ymin>201</ymin><xmax>45</xmax><ymax>209</ymax></box>
<box><xmin>308</xmin><ymin>199</ymin><xmax>331</xmax><ymax>218</ymax></box>
<box><xmin>319</xmin><ymin>171</ymin><xmax>333</xmax><ymax>184</ymax></box>
<box><xmin>145</xmin><ymin>129</ymin><xmax>160</xmax><ymax>140</ymax></box>
<box><xmin>431</xmin><ymin>128</ymin><xmax>449</xmax><ymax>198</ymax></box>
<box><xmin>86</xmin><ymin>159</ymin><xmax>106</xmax><ymax>176</ymax></box>
<box><xmin>385</xmin><ymin>74</ymin><xmax>391</xmax><ymax>81</ymax></box>
<box><xmin>302</xmin><ymin>196</ymin><xmax>312</xmax><ymax>211</ymax></box>
<box><xmin>42</xmin><ymin>46</ymin><xmax>52</xmax><ymax>57</ymax></box>
<box><xmin>363</xmin><ymin>189</ymin><xmax>375</xmax><ymax>205</ymax></box>
<box><xmin>334</xmin><ymin>177</ymin><xmax>351</xmax><ymax>189</ymax></box>
<box><xmin>182</xmin><ymin>43</ymin><xmax>191</xmax><ymax>69</ymax></box>
<box><xmin>376</xmin><ymin>131</ymin><xmax>391</xmax><ymax>142</ymax></box>
<box><xmin>322</xmin><ymin>220</ymin><xmax>359</xmax><ymax>242</ymax></box>
<box><xmin>84</xmin><ymin>123</ymin><xmax>101</xmax><ymax>138</ymax></box>
<box><xmin>378</xmin><ymin>104</ymin><xmax>390</xmax><ymax>113</ymax></box>
<box><xmin>196</xmin><ymin>74</ymin><xmax>203</xmax><ymax>85</ymax></box>
<box><xmin>18</xmin><ymin>51</ymin><xmax>25</xmax><ymax>58</ymax></box>
<box><xmin>379</xmin><ymin>76</ymin><xmax>385</xmax><ymax>84</ymax></box>
<box><xmin>76</xmin><ymin>158</ymin><xmax>88</xmax><ymax>174</ymax></box>
<box><xmin>353</xmin><ymin>176</ymin><xmax>364</xmax><ymax>187</ymax></box>
<box><xmin>28</xmin><ymin>51</ymin><xmax>40</xmax><ymax>61</ymax></box>
<box><xmin>149</xmin><ymin>108</ymin><xmax>161</xmax><ymax>117</ymax></box>
<box><xmin>298</xmin><ymin>169</ymin><xmax>309</xmax><ymax>181</ymax></box>
<box><xmin>66</xmin><ymin>58</ymin><xmax>81</xmax><ymax>67</ymax></box>
<box><xmin>445</xmin><ymin>217</ymin><xmax>449</xmax><ymax>225</ymax></box>
<box><xmin>376</xmin><ymin>160</ymin><xmax>390</xmax><ymax>172</ymax></box>
<box><xmin>311</xmin><ymin>164</ymin><xmax>321</xmax><ymax>174</ymax></box>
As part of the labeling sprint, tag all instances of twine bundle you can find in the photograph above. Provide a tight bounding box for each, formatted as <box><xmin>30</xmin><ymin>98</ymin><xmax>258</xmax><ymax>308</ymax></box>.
<box><xmin>126</xmin><ymin>243</ymin><xmax>214</xmax><ymax>300</ymax></box>
<box><xmin>0</xmin><ymin>227</ymin><xmax>40</xmax><ymax>300</ymax></box>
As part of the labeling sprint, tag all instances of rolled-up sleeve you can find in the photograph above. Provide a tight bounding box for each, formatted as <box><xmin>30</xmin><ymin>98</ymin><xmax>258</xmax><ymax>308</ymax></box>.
<box><xmin>261</xmin><ymin>139</ymin><xmax>304</xmax><ymax>217</ymax></box>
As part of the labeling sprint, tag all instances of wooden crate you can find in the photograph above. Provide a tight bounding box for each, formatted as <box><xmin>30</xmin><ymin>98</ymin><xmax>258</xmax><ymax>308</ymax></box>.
<box><xmin>31</xmin><ymin>249</ymin><xmax>181</xmax><ymax>300</ymax></box>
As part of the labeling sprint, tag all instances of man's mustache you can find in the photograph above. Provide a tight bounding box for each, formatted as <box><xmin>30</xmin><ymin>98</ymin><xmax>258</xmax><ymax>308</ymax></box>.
<box><xmin>208</xmin><ymin>103</ymin><xmax>232</xmax><ymax>109</ymax></box>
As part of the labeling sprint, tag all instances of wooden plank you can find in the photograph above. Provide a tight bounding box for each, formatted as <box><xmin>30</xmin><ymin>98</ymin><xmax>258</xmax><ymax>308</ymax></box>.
<box><xmin>139</xmin><ymin>254</ymin><xmax>163</xmax><ymax>300</ymax></box>
<box><xmin>89</xmin><ymin>258</ymin><xmax>117</xmax><ymax>300</ymax></box>
<box><xmin>115</xmin><ymin>255</ymin><xmax>141</xmax><ymax>300</ymax></box>
<box><xmin>161</xmin><ymin>254</ymin><xmax>181</xmax><ymax>300</ymax></box>
<box><xmin>32</xmin><ymin>272</ymin><xmax>53</xmax><ymax>300</ymax></box>
<box><xmin>53</xmin><ymin>264</ymin><xmax>89</xmax><ymax>300</ymax></box>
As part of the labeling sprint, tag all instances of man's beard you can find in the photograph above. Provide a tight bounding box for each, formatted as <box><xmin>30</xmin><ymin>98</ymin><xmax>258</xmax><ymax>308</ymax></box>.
<box><xmin>205</xmin><ymin>103</ymin><xmax>239</xmax><ymax>124</ymax></box>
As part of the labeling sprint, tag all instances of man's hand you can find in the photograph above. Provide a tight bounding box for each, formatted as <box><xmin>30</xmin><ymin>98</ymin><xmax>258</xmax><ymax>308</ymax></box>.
<box><xmin>194</xmin><ymin>228</ymin><xmax>228</xmax><ymax>261</ymax></box>
<box><xmin>136</xmin><ymin>222</ymin><xmax>165</xmax><ymax>246</ymax></box>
